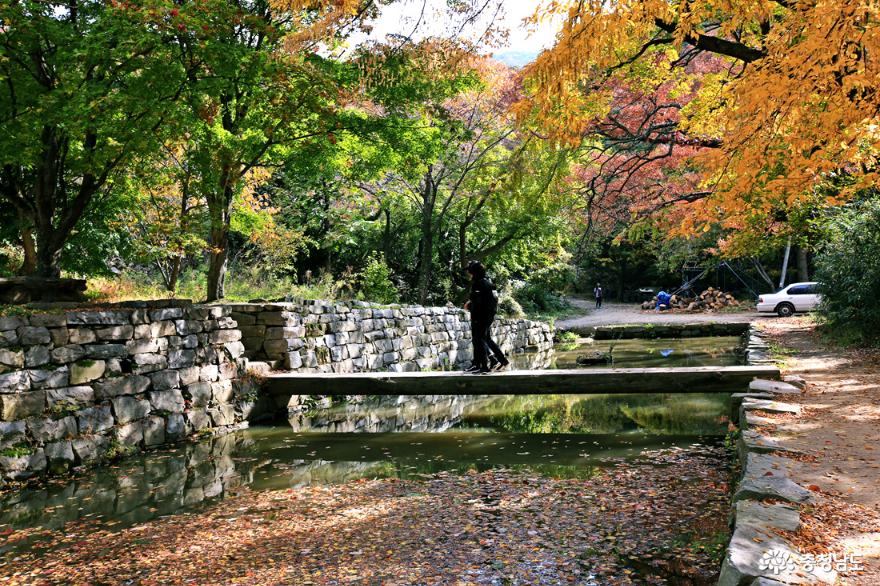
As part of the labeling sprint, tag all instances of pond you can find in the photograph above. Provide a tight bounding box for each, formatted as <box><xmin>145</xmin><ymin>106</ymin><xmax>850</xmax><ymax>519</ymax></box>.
<box><xmin>0</xmin><ymin>337</ymin><xmax>741</xmax><ymax>585</ymax></box>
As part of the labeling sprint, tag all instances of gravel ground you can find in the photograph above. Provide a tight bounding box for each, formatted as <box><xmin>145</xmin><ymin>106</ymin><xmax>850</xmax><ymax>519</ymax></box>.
<box><xmin>556</xmin><ymin>299</ymin><xmax>772</xmax><ymax>330</ymax></box>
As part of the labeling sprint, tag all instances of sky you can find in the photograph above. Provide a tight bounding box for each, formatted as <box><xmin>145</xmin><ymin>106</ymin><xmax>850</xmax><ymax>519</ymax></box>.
<box><xmin>345</xmin><ymin>1</ymin><xmax>562</xmax><ymax>67</ymax></box>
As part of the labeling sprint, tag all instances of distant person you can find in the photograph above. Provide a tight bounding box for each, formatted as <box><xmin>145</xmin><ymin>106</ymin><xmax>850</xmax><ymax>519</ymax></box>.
<box><xmin>463</xmin><ymin>261</ymin><xmax>509</xmax><ymax>374</ymax></box>
<box><xmin>593</xmin><ymin>283</ymin><xmax>603</xmax><ymax>309</ymax></box>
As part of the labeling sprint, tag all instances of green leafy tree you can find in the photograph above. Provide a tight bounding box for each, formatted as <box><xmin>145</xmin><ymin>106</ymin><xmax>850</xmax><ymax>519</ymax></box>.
<box><xmin>814</xmin><ymin>197</ymin><xmax>880</xmax><ymax>345</ymax></box>
<box><xmin>0</xmin><ymin>1</ymin><xmax>186</xmax><ymax>277</ymax></box>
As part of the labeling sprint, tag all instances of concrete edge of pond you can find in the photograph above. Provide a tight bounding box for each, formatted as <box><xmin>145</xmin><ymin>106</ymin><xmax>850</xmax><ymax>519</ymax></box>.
<box><xmin>563</xmin><ymin>321</ymin><xmax>752</xmax><ymax>340</ymax></box>
<box><xmin>264</xmin><ymin>365</ymin><xmax>781</xmax><ymax>397</ymax></box>
<box><xmin>717</xmin><ymin>325</ymin><xmax>836</xmax><ymax>586</ymax></box>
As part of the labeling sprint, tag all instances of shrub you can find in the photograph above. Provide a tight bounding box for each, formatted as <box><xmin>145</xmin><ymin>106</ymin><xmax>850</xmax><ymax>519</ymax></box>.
<box><xmin>814</xmin><ymin>199</ymin><xmax>880</xmax><ymax>345</ymax></box>
<box><xmin>514</xmin><ymin>282</ymin><xmax>569</xmax><ymax>314</ymax></box>
<box><xmin>357</xmin><ymin>253</ymin><xmax>399</xmax><ymax>304</ymax></box>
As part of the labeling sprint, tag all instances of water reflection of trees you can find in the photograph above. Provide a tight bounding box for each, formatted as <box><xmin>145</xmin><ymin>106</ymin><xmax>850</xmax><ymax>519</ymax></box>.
<box><xmin>467</xmin><ymin>394</ymin><xmax>729</xmax><ymax>435</ymax></box>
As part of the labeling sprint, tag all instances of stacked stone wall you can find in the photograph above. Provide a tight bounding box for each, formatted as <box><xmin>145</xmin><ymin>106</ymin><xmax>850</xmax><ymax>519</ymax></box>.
<box><xmin>0</xmin><ymin>303</ymin><xmax>258</xmax><ymax>485</ymax></box>
<box><xmin>227</xmin><ymin>301</ymin><xmax>554</xmax><ymax>372</ymax></box>
<box><xmin>0</xmin><ymin>299</ymin><xmax>553</xmax><ymax>485</ymax></box>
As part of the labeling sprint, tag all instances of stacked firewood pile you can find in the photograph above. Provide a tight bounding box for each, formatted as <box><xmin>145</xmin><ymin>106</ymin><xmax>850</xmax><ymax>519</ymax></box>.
<box><xmin>640</xmin><ymin>287</ymin><xmax>741</xmax><ymax>311</ymax></box>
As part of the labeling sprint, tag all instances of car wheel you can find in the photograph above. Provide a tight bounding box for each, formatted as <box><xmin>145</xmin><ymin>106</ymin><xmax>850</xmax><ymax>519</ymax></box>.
<box><xmin>776</xmin><ymin>303</ymin><xmax>795</xmax><ymax>317</ymax></box>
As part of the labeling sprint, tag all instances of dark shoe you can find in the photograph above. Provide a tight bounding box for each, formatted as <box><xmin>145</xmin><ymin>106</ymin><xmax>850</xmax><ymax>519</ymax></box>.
<box><xmin>470</xmin><ymin>366</ymin><xmax>490</xmax><ymax>374</ymax></box>
<box><xmin>493</xmin><ymin>358</ymin><xmax>510</xmax><ymax>371</ymax></box>
<box><xmin>464</xmin><ymin>364</ymin><xmax>481</xmax><ymax>373</ymax></box>
<box><xmin>488</xmin><ymin>356</ymin><xmax>499</xmax><ymax>370</ymax></box>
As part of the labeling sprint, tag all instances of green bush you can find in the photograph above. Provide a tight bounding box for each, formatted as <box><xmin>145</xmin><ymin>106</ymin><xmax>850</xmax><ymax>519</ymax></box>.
<box><xmin>357</xmin><ymin>253</ymin><xmax>399</xmax><ymax>304</ymax></box>
<box><xmin>814</xmin><ymin>199</ymin><xmax>880</xmax><ymax>345</ymax></box>
<box><xmin>515</xmin><ymin>283</ymin><xmax>569</xmax><ymax>314</ymax></box>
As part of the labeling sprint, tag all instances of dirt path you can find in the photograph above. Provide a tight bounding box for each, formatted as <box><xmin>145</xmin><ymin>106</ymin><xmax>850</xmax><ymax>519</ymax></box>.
<box><xmin>557</xmin><ymin>299</ymin><xmax>767</xmax><ymax>329</ymax></box>
<box><xmin>758</xmin><ymin>317</ymin><xmax>880</xmax><ymax>584</ymax></box>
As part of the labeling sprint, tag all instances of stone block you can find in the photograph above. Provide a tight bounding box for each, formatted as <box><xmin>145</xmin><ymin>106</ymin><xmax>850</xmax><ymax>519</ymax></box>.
<box><xmin>149</xmin><ymin>308</ymin><xmax>184</xmax><ymax>321</ymax></box>
<box><xmin>65</xmin><ymin>329</ymin><xmax>94</xmax><ymax>347</ymax></box>
<box><xmin>86</xmin><ymin>344</ymin><xmax>128</xmax><ymax>359</ymax></box>
<box><xmin>94</xmin><ymin>374</ymin><xmax>150</xmax><ymax>399</ymax></box>
<box><xmin>199</xmin><ymin>365</ymin><xmax>219</xmax><ymax>382</ymax></box>
<box><xmin>66</xmin><ymin>311</ymin><xmax>131</xmax><ymax>326</ymax></box>
<box><xmin>178</xmin><ymin>366</ymin><xmax>200</xmax><ymax>386</ymax></box>
<box><xmin>126</xmin><ymin>338</ymin><xmax>159</xmax><ymax>354</ymax></box>
<box><xmin>2</xmin><ymin>391</ymin><xmax>46</xmax><ymax>420</ymax></box>
<box><xmin>77</xmin><ymin>405</ymin><xmax>114</xmax><ymax>434</ymax></box>
<box><xmin>153</xmin><ymin>320</ymin><xmax>177</xmax><ymax>337</ymax></box>
<box><xmin>0</xmin><ymin>420</ymin><xmax>26</xmax><ymax>448</ymax></box>
<box><xmin>167</xmin><ymin>349</ymin><xmax>195</xmax><ymax>369</ymax></box>
<box><xmin>168</xmin><ymin>334</ymin><xmax>199</xmax><ymax>349</ymax></box>
<box><xmin>166</xmin><ymin>413</ymin><xmax>186</xmax><ymax>439</ymax></box>
<box><xmin>174</xmin><ymin>320</ymin><xmax>203</xmax><ymax>335</ymax></box>
<box><xmin>225</xmin><ymin>341</ymin><xmax>245</xmax><ymax>359</ymax></box>
<box><xmin>95</xmin><ymin>325</ymin><xmax>134</xmax><ymax>341</ymax></box>
<box><xmin>143</xmin><ymin>415</ymin><xmax>166</xmax><ymax>446</ymax></box>
<box><xmin>0</xmin><ymin>316</ymin><xmax>26</xmax><ymax>330</ymax></box>
<box><xmin>239</xmin><ymin>325</ymin><xmax>266</xmax><ymax>338</ymax></box>
<box><xmin>748</xmin><ymin>379</ymin><xmax>802</xmax><ymax>396</ymax></box>
<box><xmin>0</xmin><ymin>329</ymin><xmax>19</xmax><ymax>347</ymax></box>
<box><xmin>111</xmin><ymin>396</ymin><xmax>151</xmax><ymax>424</ymax></box>
<box><xmin>72</xmin><ymin>435</ymin><xmax>109</xmax><ymax>464</ymax></box>
<box><xmin>0</xmin><ymin>348</ymin><xmax>24</xmax><ymax>369</ymax></box>
<box><xmin>44</xmin><ymin>440</ymin><xmax>75</xmax><ymax>470</ymax></box>
<box><xmin>132</xmin><ymin>353</ymin><xmax>167</xmax><ymax>374</ymax></box>
<box><xmin>211</xmin><ymin>381</ymin><xmax>233</xmax><ymax>404</ymax></box>
<box><xmin>18</xmin><ymin>326</ymin><xmax>51</xmax><ymax>345</ymax></box>
<box><xmin>734</xmin><ymin>453</ymin><xmax>813</xmax><ymax>504</ymax></box>
<box><xmin>186</xmin><ymin>409</ymin><xmax>211</xmax><ymax>431</ymax></box>
<box><xmin>0</xmin><ymin>448</ymin><xmax>46</xmax><ymax>480</ymax></box>
<box><xmin>209</xmin><ymin>329</ymin><xmax>241</xmax><ymax>344</ymax></box>
<box><xmin>69</xmin><ymin>359</ymin><xmax>106</xmax><ymax>384</ymax></box>
<box><xmin>149</xmin><ymin>389</ymin><xmax>185</xmax><ymax>413</ymax></box>
<box><xmin>149</xmin><ymin>369</ymin><xmax>180</xmax><ymax>391</ymax></box>
<box><xmin>30</xmin><ymin>367</ymin><xmax>69</xmax><ymax>389</ymax></box>
<box><xmin>718</xmin><ymin>523</ymin><xmax>835</xmax><ymax>586</ymax></box>
<box><xmin>209</xmin><ymin>404</ymin><xmax>235</xmax><ymax>426</ymax></box>
<box><xmin>48</xmin><ymin>385</ymin><xmax>94</xmax><ymax>408</ymax></box>
<box><xmin>28</xmin><ymin>415</ymin><xmax>77</xmax><ymax>442</ymax></box>
<box><xmin>185</xmin><ymin>382</ymin><xmax>212</xmax><ymax>407</ymax></box>
<box><xmin>116</xmin><ymin>420</ymin><xmax>144</xmax><ymax>446</ymax></box>
<box><xmin>24</xmin><ymin>346</ymin><xmax>50</xmax><ymax>368</ymax></box>
<box><xmin>51</xmin><ymin>345</ymin><xmax>86</xmax><ymax>364</ymax></box>
<box><xmin>0</xmin><ymin>370</ymin><xmax>31</xmax><ymax>392</ymax></box>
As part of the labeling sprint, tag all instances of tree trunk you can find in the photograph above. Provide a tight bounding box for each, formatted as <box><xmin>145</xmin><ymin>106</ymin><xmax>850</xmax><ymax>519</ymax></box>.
<box><xmin>34</xmin><ymin>228</ymin><xmax>63</xmax><ymax>278</ymax></box>
<box><xmin>206</xmin><ymin>225</ymin><xmax>228</xmax><ymax>302</ymax></box>
<box><xmin>166</xmin><ymin>255</ymin><xmax>182</xmax><ymax>293</ymax></box>
<box><xmin>796</xmin><ymin>247</ymin><xmax>809</xmax><ymax>282</ymax></box>
<box><xmin>18</xmin><ymin>228</ymin><xmax>37</xmax><ymax>276</ymax></box>
<box><xmin>416</xmin><ymin>170</ymin><xmax>436</xmax><ymax>304</ymax></box>
<box><xmin>205</xmin><ymin>172</ymin><xmax>234</xmax><ymax>302</ymax></box>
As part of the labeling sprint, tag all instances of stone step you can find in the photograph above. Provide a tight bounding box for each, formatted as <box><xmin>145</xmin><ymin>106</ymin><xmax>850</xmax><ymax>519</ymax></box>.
<box><xmin>749</xmin><ymin>378</ymin><xmax>803</xmax><ymax>395</ymax></box>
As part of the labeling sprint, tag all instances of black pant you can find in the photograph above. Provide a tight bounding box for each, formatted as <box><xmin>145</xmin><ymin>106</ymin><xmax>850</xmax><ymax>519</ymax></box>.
<box><xmin>472</xmin><ymin>318</ymin><xmax>505</xmax><ymax>368</ymax></box>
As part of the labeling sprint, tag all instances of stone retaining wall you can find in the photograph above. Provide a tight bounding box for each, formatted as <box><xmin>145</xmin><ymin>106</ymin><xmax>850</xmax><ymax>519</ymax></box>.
<box><xmin>0</xmin><ymin>303</ymin><xmax>257</xmax><ymax>485</ymax></box>
<box><xmin>0</xmin><ymin>300</ymin><xmax>554</xmax><ymax>485</ymax></box>
<box><xmin>227</xmin><ymin>301</ymin><xmax>554</xmax><ymax>372</ymax></box>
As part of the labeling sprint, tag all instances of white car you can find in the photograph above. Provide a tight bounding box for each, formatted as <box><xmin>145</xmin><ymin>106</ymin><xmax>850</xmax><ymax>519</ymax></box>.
<box><xmin>756</xmin><ymin>281</ymin><xmax>821</xmax><ymax>317</ymax></box>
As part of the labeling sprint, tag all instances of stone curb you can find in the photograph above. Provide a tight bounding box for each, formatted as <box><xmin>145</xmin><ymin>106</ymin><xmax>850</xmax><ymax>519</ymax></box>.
<box><xmin>717</xmin><ymin>325</ymin><xmax>835</xmax><ymax>586</ymax></box>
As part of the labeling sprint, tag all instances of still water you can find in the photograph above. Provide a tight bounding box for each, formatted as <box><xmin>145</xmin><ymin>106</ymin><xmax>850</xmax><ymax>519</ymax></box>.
<box><xmin>0</xmin><ymin>337</ymin><xmax>739</xmax><ymax>560</ymax></box>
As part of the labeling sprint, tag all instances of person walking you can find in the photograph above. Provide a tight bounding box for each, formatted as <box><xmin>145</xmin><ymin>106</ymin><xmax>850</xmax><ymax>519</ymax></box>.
<box><xmin>463</xmin><ymin>261</ymin><xmax>509</xmax><ymax>374</ymax></box>
<box><xmin>593</xmin><ymin>283</ymin><xmax>603</xmax><ymax>309</ymax></box>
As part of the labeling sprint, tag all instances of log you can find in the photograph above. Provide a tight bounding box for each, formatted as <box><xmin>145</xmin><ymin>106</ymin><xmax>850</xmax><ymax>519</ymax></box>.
<box><xmin>0</xmin><ymin>277</ymin><xmax>87</xmax><ymax>304</ymax></box>
<box><xmin>264</xmin><ymin>365</ymin><xmax>781</xmax><ymax>397</ymax></box>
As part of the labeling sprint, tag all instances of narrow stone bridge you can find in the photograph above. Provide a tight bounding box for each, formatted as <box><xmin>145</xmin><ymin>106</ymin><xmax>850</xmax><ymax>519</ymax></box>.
<box><xmin>264</xmin><ymin>365</ymin><xmax>780</xmax><ymax>397</ymax></box>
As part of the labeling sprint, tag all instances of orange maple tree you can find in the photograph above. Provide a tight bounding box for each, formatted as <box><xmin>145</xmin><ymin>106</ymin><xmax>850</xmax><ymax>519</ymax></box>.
<box><xmin>521</xmin><ymin>0</ymin><xmax>880</xmax><ymax>251</ymax></box>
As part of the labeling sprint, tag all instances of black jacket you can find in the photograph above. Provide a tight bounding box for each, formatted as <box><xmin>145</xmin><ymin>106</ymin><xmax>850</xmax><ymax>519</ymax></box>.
<box><xmin>469</xmin><ymin>276</ymin><xmax>497</xmax><ymax>320</ymax></box>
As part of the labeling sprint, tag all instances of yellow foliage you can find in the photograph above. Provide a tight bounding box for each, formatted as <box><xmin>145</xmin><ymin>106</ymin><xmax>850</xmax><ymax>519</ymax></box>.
<box><xmin>524</xmin><ymin>0</ymin><xmax>880</xmax><ymax>244</ymax></box>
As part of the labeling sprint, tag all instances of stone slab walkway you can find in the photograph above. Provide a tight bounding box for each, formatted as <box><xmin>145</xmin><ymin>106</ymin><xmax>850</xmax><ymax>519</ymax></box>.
<box><xmin>755</xmin><ymin>317</ymin><xmax>880</xmax><ymax>585</ymax></box>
